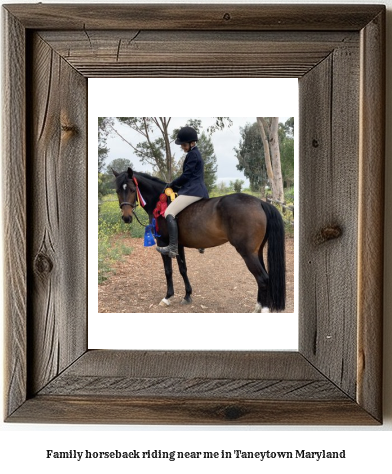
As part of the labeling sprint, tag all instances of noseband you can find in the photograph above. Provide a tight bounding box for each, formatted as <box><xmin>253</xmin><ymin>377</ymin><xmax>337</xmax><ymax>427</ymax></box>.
<box><xmin>120</xmin><ymin>201</ymin><xmax>137</xmax><ymax>210</ymax></box>
<box><xmin>117</xmin><ymin>176</ymin><xmax>148</xmax><ymax>226</ymax></box>
<box><xmin>119</xmin><ymin>185</ymin><xmax>137</xmax><ymax>211</ymax></box>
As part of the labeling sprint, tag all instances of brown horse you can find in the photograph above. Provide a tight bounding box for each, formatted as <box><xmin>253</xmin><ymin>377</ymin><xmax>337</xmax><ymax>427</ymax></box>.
<box><xmin>113</xmin><ymin>168</ymin><xmax>285</xmax><ymax>312</ymax></box>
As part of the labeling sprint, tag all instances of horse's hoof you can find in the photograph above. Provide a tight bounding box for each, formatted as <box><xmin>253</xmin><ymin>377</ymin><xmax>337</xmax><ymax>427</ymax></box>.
<box><xmin>181</xmin><ymin>297</ymin><xmax>192</xmax><ymax>305</ymax></box>
<box><xmin>159</xmin><ymin>297</ymin><xmax>172</xmax><ymax>307</ymax></box>
<box><xmin>252</xmin><ymin>303</ymin><xmax>270</xmax><ymax>313</ymax></box>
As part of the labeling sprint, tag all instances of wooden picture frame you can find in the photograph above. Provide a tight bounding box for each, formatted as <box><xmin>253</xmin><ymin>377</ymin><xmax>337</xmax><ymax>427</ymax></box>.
<box><xmin>3</xmin><ymin>4</ymin><xmax>385</xmax><ymax>424</ymax></box>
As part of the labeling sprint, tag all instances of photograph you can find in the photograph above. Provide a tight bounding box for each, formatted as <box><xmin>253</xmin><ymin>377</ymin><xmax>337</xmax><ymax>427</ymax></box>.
<box><xmin>97</xmin><ymin>116</ymin><xmax>295</xmax><ymax>315</ymax></box>
<box><xmin>1</xmin><ymin>5</ymin><xmax>390</xmax><ymax>471</ymax></box>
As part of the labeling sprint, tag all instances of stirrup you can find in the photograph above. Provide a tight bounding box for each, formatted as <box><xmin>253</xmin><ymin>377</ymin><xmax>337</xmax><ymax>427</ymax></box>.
<box><xmin>156</xmin><ymin>245</ymin><xmax>178</xmax><ymax>258</ymax></box>
<box><xmin>168</xmin><ymin>248</ymin><xmax>178</xmax><ymax>258</ymax></box>
<box><xmin>157</xmin><ymin>214</ymin><xmax>178</xmax><ymax>258</ymax></box>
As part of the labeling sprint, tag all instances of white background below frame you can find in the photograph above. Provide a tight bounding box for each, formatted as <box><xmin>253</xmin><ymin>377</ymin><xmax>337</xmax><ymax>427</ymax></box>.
<box><xmin>88</xmin><ymin>78</ymin><xmax>299</xmax><ymax>351</ymax></box>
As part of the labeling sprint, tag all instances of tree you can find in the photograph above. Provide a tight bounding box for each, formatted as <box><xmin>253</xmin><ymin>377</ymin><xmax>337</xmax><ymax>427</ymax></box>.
<box><xmin>230</xmin><ymin>179</ymin><xmax>245</xmax><ymax>193</ymax></box>
<box><xmin>105</xmin><ymin>117</ymin><xmax>231</xmax><ymax>183</ymax></box>
<box><xmin>216</xmin><ymin>181</ymin><xmax>230</xmax><ymax>194</ymax></box>
<box><xmin>113</xmin><ymin>117</ymin><xmax>173</xmax><ymax>181</ymax></box>
<box><xmin>100</xmin><ymin>158</ymin><xmax>135</xmax><ymax>196</ymax></box>
<box><xmin>98</xmin><ymin>117</ymin><xmax>110</xmax><ymax>172</ymax></box>
<box><xmin>234</xmin><ymin>122</ymin><xmax>267</xmax><ymax>192</ymax></box>
<box><xmin>197</xmin><ymin>132</ymin><xmax>218</xmax><ymax>192</ymax></box>
<box><xmin>256</xmin><ymin>117</ymin><xmax>284</xmax><ymax>202</ymax></box>
<box><xmin>279</xmin><ymin>118</ymin><xmax>295</xmax><ymax>188</ymax></box>
<box><xmin>107</xmin><ymin>158</ymin><xmax>134</xmax><ymax>174</ymax></box>
<box><xmin>206</xmin><ymin>117</ymin><xmax>233</xmax><ymax>134</ymax></box>
<box><xmin>235</xmin><ymin>118</ymin><xmax>294</xmax><ymax>197</ymax></box>
<box><xmin>172</xmin><ymin>119</ymin><xmax>218</xmax><ymax>192</ymax></box>
<box><xmin>98</xmin><ymin>117</ymin><xmax>111</xmax><ymax>199</ymax></box>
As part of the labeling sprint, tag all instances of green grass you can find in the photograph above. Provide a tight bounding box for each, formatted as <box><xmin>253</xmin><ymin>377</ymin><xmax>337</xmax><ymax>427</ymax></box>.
<box><xmin>98</xmin><ymin>196</ymin><xmax>149</xmax><ymax>283</ymax></box>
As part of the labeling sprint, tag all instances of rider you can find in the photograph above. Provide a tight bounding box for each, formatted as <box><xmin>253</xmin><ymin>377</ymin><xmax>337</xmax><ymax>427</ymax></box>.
<box><xmin>156</xmin><ymin>126</ymin><xmax>209</xmax><ymax>258</ymax></box>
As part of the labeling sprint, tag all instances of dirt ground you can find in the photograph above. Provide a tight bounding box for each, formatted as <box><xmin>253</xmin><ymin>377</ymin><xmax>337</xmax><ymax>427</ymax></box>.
<box><xmin>98</xmin><ymin>236</ymin><xmax>294</xmax><ymax>314</ymax></box>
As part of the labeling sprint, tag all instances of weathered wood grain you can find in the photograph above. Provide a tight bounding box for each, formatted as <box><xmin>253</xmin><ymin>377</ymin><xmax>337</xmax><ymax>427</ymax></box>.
<box><xmin>38</xmin><ymin>351</ymin><xmax>346</xmax><ymax>400</ymax></box>
<box><xmin>9</xmin><ymin>396</ymin><xmax>378</xmax><ymax>425</ymax></box>
<box><xmin>52</xmin><ymin>66</ymin><xmax>304</xmax><ymax>79</ymax></box>
<box><xmin>39</xmin><ymin>377</ymin><xmax>347</xmax><ymax>400</ymax></box>
<box><xmin>27</xmin><ymin>33</ymin><xmax>87</xmax><ymax>395</ymax></box>
<box><xmin>38</xmin><ymin>30</ymin><xmax>358</xmax><ymax>78</ymax></box>
<box><xmin>2</xmin><ymin>3</ymin><xmax>385</xmax><ymax>425</ymax></box>
<box><xmin>299</xmin><ymin>39</ymin><xmax>360</xmax><ymax>399</ymax></box>
<box><xmin>7</xmin><ymin>350</ymin><xmax>377</xmax><ymax>424</ymax></box>
<box><xmin>357</xmin><ymin>9</ymin><xmax>385</xmax><ymax>422</ymax></box>
<box><xmin>61</xmin><ymin>351</ymin><xmax>319</xmax><ymax>379</ymax></box>
<box><xmin>4</xmin><ymin>4</ymin><xmax>383</xmax><ymax>31</ymax></box>
<box><xmin>2</xmin><ymin>9</ymin><xmax>27</xmax><ymax>420</ymax></box>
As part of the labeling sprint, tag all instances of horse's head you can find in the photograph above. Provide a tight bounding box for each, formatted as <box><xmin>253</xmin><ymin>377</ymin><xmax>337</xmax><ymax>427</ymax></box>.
<box><xmin>112</xmin><ymin>167</ymin><xmax>137</xmax><ymax>224</ymax></box>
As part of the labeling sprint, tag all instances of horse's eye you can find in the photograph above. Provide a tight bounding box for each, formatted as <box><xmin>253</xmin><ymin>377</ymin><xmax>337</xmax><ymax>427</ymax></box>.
<box><xmin>123</xmin><ymin>184</ymin><xmax>127</xmax><ymax>190</ymax></box>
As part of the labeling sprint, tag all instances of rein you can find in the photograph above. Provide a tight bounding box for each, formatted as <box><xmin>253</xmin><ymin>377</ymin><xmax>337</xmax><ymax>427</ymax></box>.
<box><xmin>119</xmin><ymin>176</ymin><xmax>166</xmax><ymax>228</ymax></box>
<box><xmin>133</xmin><ymin>208</ymin><xmax>149</xmax><ymax>227</ymax></box>
<box><xmin>119</xmin><ymin>200</ymin><xmax>148</xmax><ymax>227</ymax></box>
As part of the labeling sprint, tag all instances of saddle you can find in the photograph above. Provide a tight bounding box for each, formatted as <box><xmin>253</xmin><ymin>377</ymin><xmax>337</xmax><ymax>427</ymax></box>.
<box><xmin>152</xmin><ymin>192</ymin><xmax>204</xmax><ymax>254</ymax></box>
<box><xmin>153</xmin><ymin>188</ymin><xmax>179</xmax><ymax>222</ymax></box>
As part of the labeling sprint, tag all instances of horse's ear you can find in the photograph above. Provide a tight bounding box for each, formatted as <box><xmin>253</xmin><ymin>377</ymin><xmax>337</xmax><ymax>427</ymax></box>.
<box><xmin>112</xmin><ymin>168</ymin><xmax>119</xmax><ymax>177</ymax></box>
<box><xmin>127</xmin><ymin>167</ymin><xmax>134</xmax><ymax>179</ymax></box>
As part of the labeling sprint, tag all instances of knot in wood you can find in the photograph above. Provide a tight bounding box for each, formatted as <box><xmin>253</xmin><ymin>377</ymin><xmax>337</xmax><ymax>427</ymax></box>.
<box><xmin>223</xmin><ymin>405</ymin><xmax>244</xmax><ymax>420</ymax></box>
<box><xmin>312</xmin><ymin>139</ymin><xmax>319</xmax><ymax>148</ymax></box>
<box><xmin>314</xmin><ymin>225</ymin><xmax>342</xmax><ymax>245</ymax></box>
<box><xmin>34</xmin><ymin>252</ymin><xmax>54</xmax><ymax>275</ymax></box>
<box><xmin>223</xmin><ymin>12</ymin><xmax>231</xmax><ymax>21</ymax></box>
<box><xmin>61</xmin><ymin>124</ymin><xmax>77</xmax><ymax>133</ymax></box>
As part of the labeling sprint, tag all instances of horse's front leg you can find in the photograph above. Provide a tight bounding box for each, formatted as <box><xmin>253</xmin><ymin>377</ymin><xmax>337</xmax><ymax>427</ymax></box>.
<box><xmin>176</xmin><ymin>245</ymin><xmax>192</xmax><ymax>305</ymax></box>
<box><xmin>159</xmin><ymin>254</ymin><xmax>175</xmax><ymax>307</ymax></box>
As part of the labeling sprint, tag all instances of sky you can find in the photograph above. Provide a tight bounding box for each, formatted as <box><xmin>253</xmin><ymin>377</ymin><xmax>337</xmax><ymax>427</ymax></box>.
<box><xmin>103</xmin><ymin>116</ymin><xmax>290</xmax><ymax>187</ymax></box>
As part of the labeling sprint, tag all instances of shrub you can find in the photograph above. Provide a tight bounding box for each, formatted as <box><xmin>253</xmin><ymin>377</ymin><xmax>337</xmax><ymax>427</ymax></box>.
<box><xmin>98</xmin><ymin>197</ymin><xmax>148</xmax><ymax>282</ymax></box>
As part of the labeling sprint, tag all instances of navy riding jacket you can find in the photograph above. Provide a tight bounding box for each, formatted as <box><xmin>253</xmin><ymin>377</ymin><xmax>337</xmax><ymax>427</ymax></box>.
<box><xmin>170</xmin><ymin>146</ymin><xmax>209</xmax><ymax>198</ymax></box>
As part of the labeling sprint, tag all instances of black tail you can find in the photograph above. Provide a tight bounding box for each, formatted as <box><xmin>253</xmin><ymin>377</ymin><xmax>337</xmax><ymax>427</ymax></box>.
<box><xmin>260</xmin><ymin>201</ymin><xmax>286</xmax><ymax>311</ymax></box>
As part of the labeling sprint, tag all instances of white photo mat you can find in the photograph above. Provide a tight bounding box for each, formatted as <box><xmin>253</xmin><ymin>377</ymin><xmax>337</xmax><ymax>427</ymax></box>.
<box><xmin>88</xmin><ymin>78</ymin><xmax>299</xmax><ymax>350</ymax></box>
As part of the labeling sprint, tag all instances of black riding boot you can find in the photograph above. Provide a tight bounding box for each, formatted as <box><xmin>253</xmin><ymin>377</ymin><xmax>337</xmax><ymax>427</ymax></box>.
<box><xmin>156</xmin><ymin>215</ymin><xmax>179</xmax><ymax>258</ymax></box>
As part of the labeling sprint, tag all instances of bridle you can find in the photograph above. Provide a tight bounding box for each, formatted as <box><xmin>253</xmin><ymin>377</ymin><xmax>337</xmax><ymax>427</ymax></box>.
<box><xmin>117</xmin><ymin>174</ymin><xmax>165</xmax><ymax>228</ymax></box>
<box><xmin>119</xmin><ymin>179</ymin><xmax>138</xmax><ymax>214</ymax></box>
<box><xmin>119</xmin><ymin>200</ymin><xmax>137</xmax><ymax>210</ymax></box>
<box><xmin>119</xmin><ymin>185</ymin><xmax>148</xmax><ymax>227</ymax></box>
<box><xmin>119</xmin><ymin>181</ymin><xmax>137</xmax><ymax>208</ymax></box>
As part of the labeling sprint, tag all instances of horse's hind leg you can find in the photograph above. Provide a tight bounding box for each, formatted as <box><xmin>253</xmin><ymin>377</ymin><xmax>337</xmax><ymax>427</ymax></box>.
<box><xmin>159</xmin><ymin>254</ymin><xmax>175</xmax><ymax>306</ymax></box>
<box><xmin>176</xmin><ymin>245</ymin><xmax>192</xmax><ymax>305</ymax></box>
<box><xmin>240</xmin><ymin>251</ymin><xmax>270</xmax><ymax>313</ymax></box>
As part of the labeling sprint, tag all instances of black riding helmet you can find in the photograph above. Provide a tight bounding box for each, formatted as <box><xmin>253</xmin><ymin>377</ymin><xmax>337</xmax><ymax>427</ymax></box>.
<box><xmin>175</xmin><ymin>126</ymin><xmax>198</xmax><ymax>145</ymax></box>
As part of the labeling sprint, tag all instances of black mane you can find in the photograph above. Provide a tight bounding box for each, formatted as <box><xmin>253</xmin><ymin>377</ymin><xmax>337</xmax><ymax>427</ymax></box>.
<box><xmin>114</xmin><ymin>170</ymin><xmax>165</xmax><ymax>193</ymax></box>
<box><xmin>134</xmin><ymin>171</ymin><xmax>166</xmax><ymax>185</ymax></box>
<box><xmin>113</xmin><ymin>170</ymin><xmax>166</xmax><ymax>214</ymax></box>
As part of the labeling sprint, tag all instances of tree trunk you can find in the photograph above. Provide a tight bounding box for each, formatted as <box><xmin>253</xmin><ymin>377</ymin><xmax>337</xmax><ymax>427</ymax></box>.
<box><xmin>161</xmin><ymin>118</ymin><xmax>173</xmax><ymax>182</ymax></box>
<box><xmin>269</xmin><ymin>117</ymin><xmax>285</xmax><ymax>202</ymax></box>
<box><xmin>256</xmin><ymin>117</ymin><xmax>284</xmax><ymax>202</ymax></box>
<box><xmin>257</xmin><ymin>117</ymin><xmax>275</xmax><ymax>196</ymax></box>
